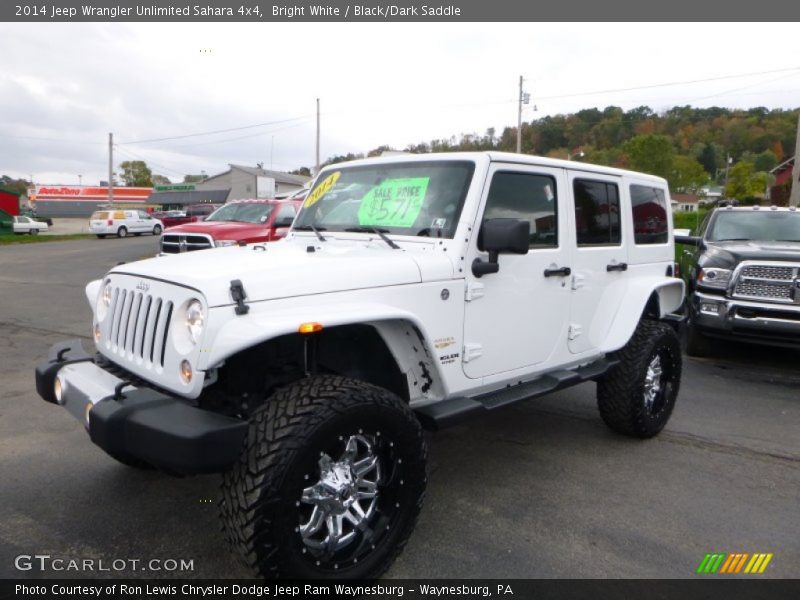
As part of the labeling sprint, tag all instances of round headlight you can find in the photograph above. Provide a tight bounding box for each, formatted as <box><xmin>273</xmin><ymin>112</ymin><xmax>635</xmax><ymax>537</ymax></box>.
<box><xmin>186</xmin><ymin>299</ymin><xmax>204</xmax><ymax>344</ymax></box>
<box><xmin>96</xmin><ymin>281</ymin><xmax>112</xmax><ymax>321</ymax></box>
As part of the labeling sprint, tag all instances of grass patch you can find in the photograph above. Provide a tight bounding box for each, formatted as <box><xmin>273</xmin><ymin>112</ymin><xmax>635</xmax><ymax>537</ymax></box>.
<box><xmin>0</xmin><ymin>232</ymin><xmax>94</xmax><ymax>245</ymax></box>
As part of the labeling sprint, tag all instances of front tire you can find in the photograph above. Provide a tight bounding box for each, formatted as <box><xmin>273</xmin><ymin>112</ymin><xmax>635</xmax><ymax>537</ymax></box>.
<box><xmin>117</xmin><ymin>226</ymin><xmax>128</xmax><ymax>238</ymax></box>
<box><xmin>220</xmin><ymin>375</ymin><xmax>427</xmax><ymax>579</ymax></box>
<box><xmin>153</xmin><ymin>224</ymin><xmax>162</xmax><ymax>235</ymax></box>
<box><xmin>597</xmin><ymin>320</ymin><xmax>681</xmax><ymax>438</ymax></box>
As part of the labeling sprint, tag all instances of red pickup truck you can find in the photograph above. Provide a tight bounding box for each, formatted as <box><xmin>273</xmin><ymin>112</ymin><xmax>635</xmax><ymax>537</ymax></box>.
<box><xmin>159</xmin><ymin>199</ymin><xmax>301</xmax><ymax>254</ymax></box>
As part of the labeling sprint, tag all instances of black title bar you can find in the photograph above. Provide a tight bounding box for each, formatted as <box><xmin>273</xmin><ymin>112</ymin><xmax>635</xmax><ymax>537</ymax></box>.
<box><xmin>3</xmin><ymin>0</ymin><xmax>800</xmax><ymax>22</ymax></box>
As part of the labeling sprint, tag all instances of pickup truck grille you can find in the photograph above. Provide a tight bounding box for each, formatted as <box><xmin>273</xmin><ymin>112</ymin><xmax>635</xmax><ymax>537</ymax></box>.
<box><xmin>106</xmin><ymin>287</ymin><xmax>173</xmax><ymax>367</ymax></box>
<box><xmin>732</xmin><ymin>263</ymin><xmax>799</xmax><ymax>304</ymax></box>
<box><xmin>161</xmin><ymin>233</ymin><xmax>214</xmax><ymax>253</ymax></box>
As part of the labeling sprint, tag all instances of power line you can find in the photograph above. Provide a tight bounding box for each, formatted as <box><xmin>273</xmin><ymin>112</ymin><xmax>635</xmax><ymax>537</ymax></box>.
<box><xmin>117</xmin><ymin>114</ymin><xmax>315</xmax><ymax>145</ymax></box>
<box><xmin>536</xmin><ymin>66</ymin><xmax>800</xmax><ymax>101</ymax></box>
<box><xmin>113</xmin><ymin>145</ymin><xmax>188</xmax><ymax>178</ymax></box>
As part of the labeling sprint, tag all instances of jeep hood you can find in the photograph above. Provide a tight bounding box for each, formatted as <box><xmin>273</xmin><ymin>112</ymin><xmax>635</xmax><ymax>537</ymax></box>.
<box><xmin>111</xmin><ymin>239</ymin><xmax>453</xmax><ymax>306</ymax></box>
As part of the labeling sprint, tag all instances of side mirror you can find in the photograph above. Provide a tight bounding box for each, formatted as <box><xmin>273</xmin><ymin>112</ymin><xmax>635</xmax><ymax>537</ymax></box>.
<box><xmin>473</xmin><ymin>218</ymin><xmax>530</xmax><ymax>277</ymax></box>
<box><xmin>675</xmin><ymin>234</ymin><xmax>701</xmax><ymax>247</ymax></box>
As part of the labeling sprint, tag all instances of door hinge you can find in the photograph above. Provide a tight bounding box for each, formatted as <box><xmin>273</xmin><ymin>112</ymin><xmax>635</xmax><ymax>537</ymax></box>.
<box><xmin>568</xmin><ymin>324</ymin><xmax>582</xmax><ymax>340</ymax></box>
<box><xmin>465</xmin><ymin>281</ymin><xmax>485</xmax><ymax>301</ymax></box>
<box><xmin>462</xmin><ymin>343</ymin><xmax>483</xmax><ymax>363</ymax></box>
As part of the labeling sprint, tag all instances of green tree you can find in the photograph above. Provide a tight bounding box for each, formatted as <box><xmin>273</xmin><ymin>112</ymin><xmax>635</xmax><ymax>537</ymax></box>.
<box><xmin>725</xmin><ymin>162</ymin><xmax>771</xmax><ymax>201</ymax></box>
<box><xmin>0</xmin><ymin>175</ymin><xmax>30</xmax><ymax>196</ymax></box>
<box><xmin>670</xmin><ymin>155</ymin><xmax>708</xmax><ymax>191</ymax></box>
<box><xmin>622</xmin><ymin>134</ymin><xmax>675</xmax><ymax>179</ymax></box>
<box><xmin>119</xmin><ymin>160</ymin><xmax>153</xmax><ymax>187</ymax></box>
<box><xmin>290</xmin><ymin>167</ymin><xmax>312</xmax><ymax>177</ymax></box>
<box><xmin>151</xmin><ymin>174</ymin><xmax>171</xmax><ymax>186</ymax></box>
<box><xmin>183</xmin><ymin>174</ymin><xmax>208</xmax><ymax>183</ymax></box>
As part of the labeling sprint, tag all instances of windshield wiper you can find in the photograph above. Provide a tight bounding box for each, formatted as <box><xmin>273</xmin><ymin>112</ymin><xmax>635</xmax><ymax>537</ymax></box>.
<box><xmin>344</xmin><ymin>226</ymin><xmax>400</xmax><ymax>250</ymax></box>
<box><xmin>294</xmin><ymin>224</ymin><xmax>327</xmax><ymax>242</ymax></box>
<box><xmin>415</xmin><ymin>227</ymin><xmax>443</xmax><ymax>238</ymax></box>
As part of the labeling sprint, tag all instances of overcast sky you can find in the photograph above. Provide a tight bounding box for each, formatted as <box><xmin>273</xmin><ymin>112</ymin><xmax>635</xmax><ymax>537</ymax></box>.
<box><xmin>1</xmin><ymin>22</ymin><xmax>799</xmax><ymax>186</ymax></box>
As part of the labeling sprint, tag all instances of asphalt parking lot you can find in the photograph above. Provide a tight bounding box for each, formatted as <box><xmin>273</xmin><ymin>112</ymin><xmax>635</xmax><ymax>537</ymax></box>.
<box><xmin>1</xmin><ymin>237</ymin><xmax>799</xmax><ymax>579</ymax></box>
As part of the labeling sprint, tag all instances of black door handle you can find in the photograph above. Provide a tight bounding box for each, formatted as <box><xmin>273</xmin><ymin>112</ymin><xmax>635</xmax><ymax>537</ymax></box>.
<box><xmin>544</xmin><ymin>266</ymin><xmax>571</xmax><ymax>277</ymax></box>
<box><xmin>606</xmin><ymin>262</ymin><xmax>628</xmax><ymax>272</ymax></box>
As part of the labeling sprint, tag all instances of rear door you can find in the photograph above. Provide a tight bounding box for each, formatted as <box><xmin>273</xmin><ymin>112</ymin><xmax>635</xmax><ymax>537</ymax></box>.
<box><xmin>567</xmin><ymin>173</ymin><xmax>628</xmax><ymax>354</ymax></box>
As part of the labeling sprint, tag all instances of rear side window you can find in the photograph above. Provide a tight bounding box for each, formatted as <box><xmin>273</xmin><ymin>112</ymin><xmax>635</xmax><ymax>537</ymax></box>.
<box><xmin>630</xmin><ymin>185</ymin><xmax>668</xmax><ymax>244</ymax></box>
<box><xmin>90</xmin><ymin>211</ymin><xmax>108</xmax><ymax>220</ymax></box>
<box><xmin>483</xmin><ymin>171</ymin><xmax>558</xmax><ymax>247</ymax></box>
<box><xmin>113</xmin><ymin>211</ymin><xmax>126</xmax><ymax>220</ymax></box>
<box><xmin>573</xmin><ymin>179</ymin><xmax>621</xmax><ymax>246</ymax></box>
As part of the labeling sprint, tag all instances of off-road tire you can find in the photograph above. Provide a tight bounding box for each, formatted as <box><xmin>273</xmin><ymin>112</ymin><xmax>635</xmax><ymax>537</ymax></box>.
<box><xmin>153</xmin><ymin>224</ymin><xmax>162</xmax><ymax>235</ymax></box>
<box><xmin>117</xmin><ymin>226</ymin><xmax>127</xmax><ymax>238</ymax></box>
<box><xmin>597</xmin><ymin>320</ymin><xmax>681</xmax><ymax>438</ymax></box>
<box><xmin>219</xmin><ymin>375</ymin><xmax>427</xmax><ymax>579</ymax></box>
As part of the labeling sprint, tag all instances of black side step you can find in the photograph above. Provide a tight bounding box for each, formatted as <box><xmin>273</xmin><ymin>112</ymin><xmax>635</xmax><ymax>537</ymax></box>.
<box><xmin>414</xmin><ymin>357</ymin><xmax>619</xmax><ymax>431</ymax></box>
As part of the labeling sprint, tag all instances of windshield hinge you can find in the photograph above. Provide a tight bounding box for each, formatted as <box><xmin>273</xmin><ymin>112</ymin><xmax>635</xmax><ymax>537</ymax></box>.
<box><xmin>229</xmin><ymin>279</ymin><xmax>250</xmax><ymax>315</ymax></box>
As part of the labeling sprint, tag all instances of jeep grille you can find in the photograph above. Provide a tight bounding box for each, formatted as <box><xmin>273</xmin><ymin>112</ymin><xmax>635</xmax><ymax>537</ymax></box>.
<box><xmin>106</xmin><ymin>287</ymin><xmax>173</xmax><ymax>367</ymax></box>
<box><xmin>161</xmin><ymin>233</ymin><xmax>214</xmax><ymax>253</ymax></box>
<box><xmin>732</xmin><ymin>264</ymin><xmax>799</xmax><ymax>304</ymax></box>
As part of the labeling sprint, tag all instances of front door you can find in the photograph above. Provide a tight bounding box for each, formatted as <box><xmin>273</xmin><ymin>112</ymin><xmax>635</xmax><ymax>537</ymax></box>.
<box><xmin>463</xmin><ymin>164</ymin><xmax>572</xmax><ymax>379</ymax></box>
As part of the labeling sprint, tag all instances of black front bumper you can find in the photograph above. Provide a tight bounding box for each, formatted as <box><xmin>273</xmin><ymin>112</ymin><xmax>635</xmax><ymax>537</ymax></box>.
<box><xmin>35</xmin><ymin>340</ymin><xmax>247</xmax><ymax>474</ymax></box>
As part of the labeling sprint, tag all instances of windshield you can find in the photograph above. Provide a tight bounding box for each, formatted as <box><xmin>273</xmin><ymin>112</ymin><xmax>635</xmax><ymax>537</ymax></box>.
<box><xmin>294</xmin><ymin>160</ymin><xmax>475</xmax><ymax>238</ymax></box>
<box><xmin>206</xmin><ymin>203</ymin><xmax>274</xmax><ymax>224</ymax></box>
<box><xmin>708</xmin><ymin>211</ymin><xmax>800</xmax><ymax>242</ymax></box>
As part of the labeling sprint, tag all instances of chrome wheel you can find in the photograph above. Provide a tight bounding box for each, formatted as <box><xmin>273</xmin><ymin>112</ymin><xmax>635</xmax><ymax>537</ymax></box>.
<box><xmin>299</xmin><ymin>434</ymin><xmax>382</xmax><ymax>555</ymax></box>
<box><xmin>643</xmin><ymin>354</ymin><xmax>663</xmax><ymax>412</ymax></box>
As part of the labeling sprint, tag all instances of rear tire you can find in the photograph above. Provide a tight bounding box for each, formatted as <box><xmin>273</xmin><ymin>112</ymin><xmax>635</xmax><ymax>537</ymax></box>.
<box><xmin>153</xmin><ymin>224</ymin><xmax>162</xmax><ymax>235</ymax></box>
<box><xmin>30</xmin><ymin>229</ymin><xmax>38</xmax><ymax>236</ymax></box>
<box><xmin>219</xmin><ymin>375</ymin><xmax>427</xmax><ymax>579</ymax></box>
<box><xmin>117</xmin><ymin>226</ymin><xmax>127</xmax><ymax>238</ymax></box>
<box><xmin>597</xmin><ymin>320</ymin><xmax>681</xmax><ymax>438</ymax></box>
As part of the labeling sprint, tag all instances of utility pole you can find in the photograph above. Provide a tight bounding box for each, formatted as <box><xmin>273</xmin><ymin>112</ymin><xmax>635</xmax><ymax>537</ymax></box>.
<box><xmin>108</xmin><ymin>132</ymin><xmax>114</xmax><ymax>206</ymax></box>
<box><xmin>789</xmin><ymin>113</ymin><xmax>800</xmax><ymax>207</ymax></box>
<box><xmin>516</xmin><ymin>76</ymin><xmax>530</xmax><ymax>154</ymax></box>
<box><xmin>516</xmin><ymin>76</ymin><xmax>523</xmax><ymax>154</ymax></box>
<box><xmin>315</xmin><ymin>98</ymin><xmax>320</xmax><ymax>175</ymax></box>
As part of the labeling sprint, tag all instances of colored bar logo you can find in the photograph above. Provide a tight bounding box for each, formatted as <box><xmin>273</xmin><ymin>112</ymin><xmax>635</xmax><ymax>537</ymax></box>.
<box><xmin>696</xmin><ymin>553</ymin><xmax>773</xmax><ymax>574</ymax></box>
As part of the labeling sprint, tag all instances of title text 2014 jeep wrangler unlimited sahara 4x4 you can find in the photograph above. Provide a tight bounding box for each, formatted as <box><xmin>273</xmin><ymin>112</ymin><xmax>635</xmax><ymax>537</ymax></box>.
<box><xmin>36</xmin><ymin>152</ymin><xmax>684</xmax><ymax>579</ymax></box>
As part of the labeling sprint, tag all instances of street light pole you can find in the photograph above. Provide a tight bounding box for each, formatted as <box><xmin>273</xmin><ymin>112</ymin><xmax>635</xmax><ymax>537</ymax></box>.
<box><xmin>516</xmin><ymin>77</ymin><xmax>530</xmax><ymax>154</ymax></box>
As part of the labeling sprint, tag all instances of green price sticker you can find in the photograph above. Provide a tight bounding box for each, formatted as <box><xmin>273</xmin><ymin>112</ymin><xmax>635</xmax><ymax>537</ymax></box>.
<box><xmin>357</xmin><ymin>177</ymin><xmax>429</xmax><ymax>228</ymax></box>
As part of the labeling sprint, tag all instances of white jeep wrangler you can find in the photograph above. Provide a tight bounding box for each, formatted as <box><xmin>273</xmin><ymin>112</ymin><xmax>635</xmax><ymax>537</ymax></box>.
<box><xmin>36</xmin><ymin>152</ymin><xmax>684</xmax><ymax>579</ymax></box>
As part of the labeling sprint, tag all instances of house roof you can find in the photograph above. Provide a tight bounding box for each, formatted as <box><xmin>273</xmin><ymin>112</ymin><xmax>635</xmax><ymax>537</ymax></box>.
<box><xmin>770</xmin><ymin>157</ymin><xmax>795</xmax><ymax>174</ymax></box>
<box><xmin>671</xmin><ymin>193</ymin><xmax>700</xmax><ymax>203</ymax></box>
<box><xmin>204</xmin><ymin>164</ymin><xmax>310</xmax><ymax>186</ymax></box>
<box><xmin>146</xmin><ymin>189</ymin><xmax>230</xmax><ymax>205</ymax></box>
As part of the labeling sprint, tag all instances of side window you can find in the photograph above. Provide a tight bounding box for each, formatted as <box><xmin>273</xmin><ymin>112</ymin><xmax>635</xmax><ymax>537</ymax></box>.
<box><xmin>138</xmin><ymin>210</ymin><xmax>149</xmax><ymax>219</ymax></box>
<box><xmin>573</xmin><ymin>179</ymin><xmax>621</xmax><ymax>246</ymax></box>
<box><xmin>630</xmin><ymin>185</ymin><xmax>668</xmax><ymax>244</ymax></box>
<box><xmin>114</xmin><ymin>211</ymin><xmax>125</xmax><ymax>220</ymax></box>
<box><xmin>483</xmin><ymin>171</ymin><xmax>558</xmax><ymax>247</ymax></box>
